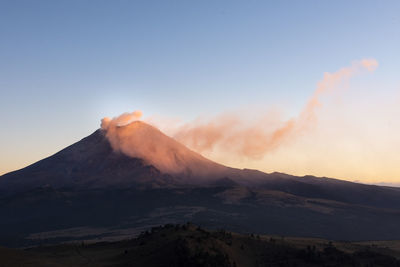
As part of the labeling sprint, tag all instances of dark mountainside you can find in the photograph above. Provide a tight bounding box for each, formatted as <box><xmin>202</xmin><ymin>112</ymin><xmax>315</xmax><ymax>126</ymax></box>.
<box><xmin>0</xmin><ymin>129</ymin><xmax>176</xmax><ymax>192</ymax></box>
<box><xmin>1</xmin><ymin>224</ymin><xmax>400</xmax><ymax>267</ymax></box>
<box><xmin>1</xmin><ymin>122</ymin><xmax>400</xmax><ymax>247</ymax></box>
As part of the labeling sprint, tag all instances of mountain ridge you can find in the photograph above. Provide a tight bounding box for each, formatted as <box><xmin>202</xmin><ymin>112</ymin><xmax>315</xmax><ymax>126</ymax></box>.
<box><xmin>1</xmin><ymin>122</ymin><xmax>400</xmax><ymax>209</ymax></box>
<box><xmin>2</xmin><ymin>121</ymin><xmax>400</xmax><ymax>246</ymax></box>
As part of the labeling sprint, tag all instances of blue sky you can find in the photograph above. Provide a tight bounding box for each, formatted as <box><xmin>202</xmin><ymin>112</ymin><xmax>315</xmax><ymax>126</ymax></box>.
<box><xmin>1</xmin><ymin>1</ymin><xmax>399</xmax><ymax>178</ymax></box>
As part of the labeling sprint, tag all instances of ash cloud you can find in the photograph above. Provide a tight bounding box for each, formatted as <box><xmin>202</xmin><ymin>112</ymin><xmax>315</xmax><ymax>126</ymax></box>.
<box><xmin>101</xmin><ymin>111</ymin><xmax>143</xmax><ymax>130</ymax></box>
<box><xmin>170</xmin><ymin>59</ymin><xmax>378</xmax><ymax>159</ymax></box>
<box><xmin>100</xmin><ymin>59</ymin><xmax>378</xmax><ymax>163</ymax></box>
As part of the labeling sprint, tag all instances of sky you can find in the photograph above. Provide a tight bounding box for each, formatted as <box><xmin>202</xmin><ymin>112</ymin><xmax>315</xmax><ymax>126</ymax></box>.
<box><xmin>0</xmin><ymin>1</ymin><xmax>399</xmax><ymax>184</ymax></box>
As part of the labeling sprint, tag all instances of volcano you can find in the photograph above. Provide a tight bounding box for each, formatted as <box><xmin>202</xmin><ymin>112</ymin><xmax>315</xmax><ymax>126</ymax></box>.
<box><xmin>0</xmin><ymin>121</ymin><xmax>236</xmax><ymax>193</ymax></box>
<box><xmin>1</xmin><ymin>121</ymin><xmax>400</xmax><ymax>246</ymax></box>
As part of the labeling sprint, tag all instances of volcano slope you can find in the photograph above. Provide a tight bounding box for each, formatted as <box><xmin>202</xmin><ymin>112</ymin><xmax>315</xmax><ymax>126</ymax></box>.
<box><xmin>1</xmin><ymin>121</ymin><xmax>400</xmax><ymax>247</ymax></box>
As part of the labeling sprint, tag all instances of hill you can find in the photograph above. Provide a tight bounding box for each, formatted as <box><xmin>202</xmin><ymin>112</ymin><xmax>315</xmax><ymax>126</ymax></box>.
<box><xmin>1</xmin><ymin>224</ymin><xmax>400</xmax><ymax>267</ymax></box>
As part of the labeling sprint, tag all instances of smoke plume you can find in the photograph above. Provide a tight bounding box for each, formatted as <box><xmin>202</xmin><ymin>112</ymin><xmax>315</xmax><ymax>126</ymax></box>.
<box><xmin>171</xmin><ymin>59</ymin><xmax>378</xmax><ymax>159</ymax></box>
<box><xmin>100</xmin><ymin>59</ymin><xmax>378</xmax><ymax>165</ymax></box>
<box><xmin>101</xmin><ymin>111</ymin><xmax>143</xmax><ymax>130</ymax></box>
